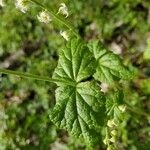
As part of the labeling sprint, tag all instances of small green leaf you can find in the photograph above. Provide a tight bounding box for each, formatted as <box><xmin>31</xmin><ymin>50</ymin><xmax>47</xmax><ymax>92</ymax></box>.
<box><xmin>50</xmin><ymin>38</ymin><xmax>106</xmax><ymax>145</ymax></box>
<box><xmin>88</xmin><ymin>40</ymin><xmax>133</xmax><ymax>84</ymax></box>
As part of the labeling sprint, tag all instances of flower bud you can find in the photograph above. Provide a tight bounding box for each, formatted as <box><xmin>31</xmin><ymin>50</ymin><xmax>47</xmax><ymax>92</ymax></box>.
<box><xmin>109</xmin><ymin>136</ymin><xmax>116</xmax><ymax>143</ymax></box>
<box><xmin>111</xmin><ymin>130</ymin><xmax>117</xmax><ymax>136</ymax></box>
<box><xmin>103</xmin><ymin>138</ymin><xmax>107</xmax><ymax>145</ymax></box>
<box><xmin>37</xmin><ymin>11</ymin><xmax>52</xmax><ymax>24</ymax></box>
<box><xmin>107</xmin><ymin>119</ymin><xmax>117</xmax><ymax>128</ymax></box>
<box><xmin>107</xmin><ymin>145</ymin><xmax>113</xmax><ymax>150</ymax></box>
<box><xmin>60</xmin><ymin>30</ymin><xmax>69</xmax><ymax>41</ymax></box>
<box><xmin>118</xmin><ymin>104</ymin><xmax>126</xmax><ymax>112</ymax></box>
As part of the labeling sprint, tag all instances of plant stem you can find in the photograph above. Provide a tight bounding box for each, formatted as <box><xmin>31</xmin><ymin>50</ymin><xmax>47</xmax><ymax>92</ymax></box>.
<box><xmin>28</xmin><ymin>0</ymin><xmax>79</xmax><ymax>37</ymax></box>
<box><xmin>0</xmin><ymin>68</ymin><xmax>75</xmax><ymax>86</ymax></box>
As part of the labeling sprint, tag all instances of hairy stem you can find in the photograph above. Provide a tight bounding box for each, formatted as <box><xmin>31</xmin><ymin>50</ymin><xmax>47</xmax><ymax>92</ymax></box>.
<box><xmin>28</xmin><ymin>0</ymin><xmax>79</xmax><ymax>37</ymax></box>
<box><xmin>0</xmin><ymin>68</ymin><xmax>75</xmax><ymax>86</ymax></box>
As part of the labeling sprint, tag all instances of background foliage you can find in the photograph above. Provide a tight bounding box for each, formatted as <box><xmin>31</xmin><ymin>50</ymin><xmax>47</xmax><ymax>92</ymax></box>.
<box><xmin>0</xmin><ymin>0</ymin><xmax>150</xmax><ymax>149</ymax></box>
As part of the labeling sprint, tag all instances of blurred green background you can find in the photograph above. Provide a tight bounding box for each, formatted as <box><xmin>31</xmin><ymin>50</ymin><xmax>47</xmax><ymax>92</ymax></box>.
<box><xmin>0</xmin><ymin>0</ymin><xmax>150</xmax><ymax>149</ymax></box>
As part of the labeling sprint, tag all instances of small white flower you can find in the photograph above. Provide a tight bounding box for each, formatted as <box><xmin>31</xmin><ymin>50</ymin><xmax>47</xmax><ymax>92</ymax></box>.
<box><xmin>15</xmin><ymin>0</ymin><xmax>28</xmax><ymax>13</ymax></box>
<box><xmin>107</xmin><ymin>119</ymin><xmax>117</xmax><ymax>128</ymax></box>
<box><xmin>118</xmin><ymin>104</ymin><xmax>126</xmax><ymax>112</ymax></box>
<box><xmin>58</xmin><ymin>3</ymin><xmax>69</xmax><ymax>18</ymax></box>
<box><xmin>100</xmin><ymin>83</ymin><xmax>109</xmax><ymax>93</ymax></box>
<box><xmin>0</xmin><ymin>0</ymin><xmax>5</xmax><ymax>7</ymax></box>
<box><xmin>37</xmin><ymin>11</ymin><xmax>52</xmax><ymax>24</ymax></box>
<box><xmin>60</xmin><ymin>30</ymin><xmax>69</xmax><ymax>41</ymax></box>
<box><xmin>111</xmin><ymin>42</ymin><xmax>122</xmax><ymax>54</ymax></box>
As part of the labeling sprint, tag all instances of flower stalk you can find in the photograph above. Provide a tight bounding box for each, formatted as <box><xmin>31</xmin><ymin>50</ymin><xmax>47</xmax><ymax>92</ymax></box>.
<box><xmin>28</xmin><ymin>0</ymin><xmax>79</xmax><ymax>37</ymax></box>
<box><xmin>0</xmin><ymin>68</ymin><xmax>75</xmax><ymax>86</ymax></box>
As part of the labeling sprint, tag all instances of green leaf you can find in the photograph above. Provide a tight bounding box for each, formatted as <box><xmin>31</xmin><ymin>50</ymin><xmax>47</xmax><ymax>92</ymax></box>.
<box><xmin>53</xmin><ymin>38</ymin><xmax>96</xmax><ymax>86</ymax></box>
<box><xmin>50</xmin><ymin>81</ymin><xmax>105</xmax><ymax>145</ymax></box>
<box><xmin>50</xmin><ymin>38</ymin><xmax>106</xmax><ymax>145</ymax></box>
<box><xmin>88</xmin><ymin>40</ymin><xmax>133</xmax><ymax>84</ymax></box>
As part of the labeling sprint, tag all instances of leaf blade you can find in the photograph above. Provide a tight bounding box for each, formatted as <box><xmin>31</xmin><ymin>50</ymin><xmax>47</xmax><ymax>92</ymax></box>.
<box><xmin>88</xmin><ymin>40</ymin><xmax>133</xmax><ymax>84</ymax></box>
<box><xmin>50</xmin><ymin>38</ymin><xmax>106</xmax><ymax>145</ymax></box>
<box><xmin>50</xmin><ymin>81</ymin><xmax>106</xmax><ymax>145</ymax></box>
<box><xmin>53</xmin><ymin>38</ymin><xmax>96</xmax><ymax>86</ymax></box>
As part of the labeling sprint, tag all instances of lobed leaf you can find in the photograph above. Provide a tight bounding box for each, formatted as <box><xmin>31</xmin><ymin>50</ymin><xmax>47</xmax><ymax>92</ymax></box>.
<box><xmin>88</xmin><ymin>40</ymin><xmax>133</xmax><ymax>84</ymax></box>
<box><xmin>52</xmin><ymin>38</ymin><xmax>96</xmax><ymax>86</ymax></box>
<box><xmin>50</xmin><ymin>38</ymin><xmax>106</xmax><ymax>145</ymax></box>
<box><xmin>50</xmin><ymin>81</ymin><xmax>105</xmax><ymax>145</ymax></box>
